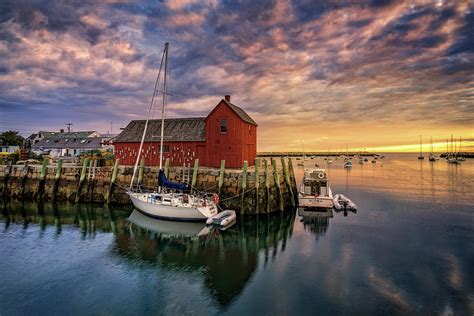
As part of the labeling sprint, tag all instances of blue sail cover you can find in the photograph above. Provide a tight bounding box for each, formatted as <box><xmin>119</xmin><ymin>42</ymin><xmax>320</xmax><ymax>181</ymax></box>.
<box><xmin>158</xmin><ymin>170</ymin><xmax>189</xmax><ymax>191</ymax></box>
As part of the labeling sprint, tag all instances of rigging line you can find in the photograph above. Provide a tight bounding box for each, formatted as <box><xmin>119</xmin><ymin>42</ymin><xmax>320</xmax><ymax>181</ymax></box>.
<box><xmin>130</xmin><ymin>45</ymin><xmax>166</xmax><ymax>189</ymax></box>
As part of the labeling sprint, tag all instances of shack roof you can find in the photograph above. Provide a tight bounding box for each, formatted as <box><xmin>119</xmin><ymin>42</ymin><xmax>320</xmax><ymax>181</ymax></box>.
<box><xmin>205</xmin><ymin>99</ymin><xmax>258</xmax><ymax>126</ymax></box>
<box><xmin>224</xmin><ymin>100</ymin><xmax>258</xmax><ymax>126</ymax></box>
<box><xmin>114</xmin><ymin>117</ymin><xmax>206</xmax><ymax>143</ymax></box>
<box><xmin>32</xmin><ymin>137</ymin><xmax>103</xmax><ymax>149</ymax></box>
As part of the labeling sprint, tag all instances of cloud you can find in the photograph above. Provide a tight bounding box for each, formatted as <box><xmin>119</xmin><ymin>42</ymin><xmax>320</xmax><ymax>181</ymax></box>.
<box><xmin>0</xmin><ymin>0</ymin><xmax>472</xmax><ymax>150</ymax></box>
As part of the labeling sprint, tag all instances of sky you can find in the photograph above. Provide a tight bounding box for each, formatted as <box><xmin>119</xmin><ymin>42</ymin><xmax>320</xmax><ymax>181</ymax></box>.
<box><xmin>0</xmin><ymin>0</ymin><xmax>473</xmax><ymax>152</ymax></box>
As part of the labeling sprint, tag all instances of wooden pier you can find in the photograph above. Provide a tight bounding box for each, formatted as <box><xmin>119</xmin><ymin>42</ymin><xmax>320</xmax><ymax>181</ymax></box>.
<box><xmin>0</xmin><ymin>158</ymin><xmax>298</xmax><ymax>215</ymax></box>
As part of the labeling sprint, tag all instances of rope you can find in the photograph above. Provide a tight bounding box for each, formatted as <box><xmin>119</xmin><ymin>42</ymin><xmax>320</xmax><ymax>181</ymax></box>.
<box><xmin>219</xmin><ymin>187</ymin><xmax>256</xmax><ymax>202</ymax></box>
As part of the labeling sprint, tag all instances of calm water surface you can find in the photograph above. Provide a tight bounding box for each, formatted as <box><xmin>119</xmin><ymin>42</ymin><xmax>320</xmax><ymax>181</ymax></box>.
<box><xmin>1</xmin><ymin>153</ymin><xmax>473</xmax><ymax>315</ymax></box>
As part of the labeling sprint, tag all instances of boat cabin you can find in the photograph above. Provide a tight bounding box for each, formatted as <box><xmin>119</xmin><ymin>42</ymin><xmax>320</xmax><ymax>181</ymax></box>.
<box><xmin>301</xmin><ymin>169</ymin><xmax>330</xmax><ymax>197</ymax></box>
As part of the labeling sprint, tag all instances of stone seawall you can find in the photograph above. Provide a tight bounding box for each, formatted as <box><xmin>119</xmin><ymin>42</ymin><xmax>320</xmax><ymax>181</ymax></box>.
<box><xmin>0</xmin><ymin>158</ymin><xmax>298</xmax><ymax>214</ymax></box>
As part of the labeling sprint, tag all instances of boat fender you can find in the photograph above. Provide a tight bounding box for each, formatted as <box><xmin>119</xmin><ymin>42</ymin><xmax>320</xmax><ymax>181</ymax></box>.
<box><xmin>317</xmin><ymin>172</ymin><xmax>325</xmax><ymax>179</ymax></box>
<box><xmin>214</xmin><ymin>194</ymin><xmax>219</xmax><ymax>205</ymax></box>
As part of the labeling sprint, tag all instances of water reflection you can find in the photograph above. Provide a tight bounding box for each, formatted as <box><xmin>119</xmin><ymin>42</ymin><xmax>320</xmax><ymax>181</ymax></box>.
<box><xmin>117</xmin><ymin>209</ymin><xmax>297</xmax><ymax>307</ymax></box>
<box><xmin>0</xmin><ymin>200</ymin><xmax>297</xmax><ymax>309</ymax></box>
<box><xmin>298</xmin><ymin>208</ymin><xmax>332</xmax><ymax>237</ymax></box>
<box><xmin>128</xmin><ymin>210</ymin><xmax>211</xmax><ymax>237</ymax></box>
<box><xmin>1</xmin><ymin>200</ymin><xmax>130</xmax><ymax>236</ymax></box>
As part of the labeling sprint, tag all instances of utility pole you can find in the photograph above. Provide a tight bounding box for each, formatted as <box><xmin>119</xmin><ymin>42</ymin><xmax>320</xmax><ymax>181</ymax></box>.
<box><xmin>65</xmin><ymin>123</ymin><xmax>73</xmax><ymax>132</ymax></box>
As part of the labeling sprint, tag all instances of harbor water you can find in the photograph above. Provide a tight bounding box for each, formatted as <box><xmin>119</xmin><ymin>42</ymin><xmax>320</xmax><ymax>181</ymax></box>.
<box><xmin>1</xmin><ymin>153</ymin><xmax>473</xmax><ymax>315</ymax></box>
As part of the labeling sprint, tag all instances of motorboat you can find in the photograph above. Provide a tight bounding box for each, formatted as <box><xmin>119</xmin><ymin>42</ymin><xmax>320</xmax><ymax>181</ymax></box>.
<box><xmin>344</xmin><ymin>161</ymin><xmax>352</xmax><ymax>168</ymax></box>
<box><xmin>298</xmin><ymin>168</ymin><xmax>334</xmax><ymax>209</ymax></box>
<box><xmin>206</xmin><ymin>210</ymin><xmax>236</xmax><ymax>228</ymax></box>
<box><xmin>333</xmin><ymin>194</ymin><xmax>357</xmax><ymax>212</ymax></box>
<box><xmin>358</xmin><ymin>159</ymin><xmax>364</xmax><ymax>164</ymax></box>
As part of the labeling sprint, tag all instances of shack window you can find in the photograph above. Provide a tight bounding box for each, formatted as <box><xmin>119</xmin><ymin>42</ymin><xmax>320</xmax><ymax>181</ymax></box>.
<box><xmin>220</xmin><ymin>118</ymin><xmax>227</xmax><ymax>133</ymax></box>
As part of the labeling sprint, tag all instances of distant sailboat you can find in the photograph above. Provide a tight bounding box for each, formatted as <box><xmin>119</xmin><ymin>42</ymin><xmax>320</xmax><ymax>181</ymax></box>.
<box><xmin>447</xmin><ymin>134</ymin><xmax>460</xmax><ymax>164</ymax></box>
<box><xmin>429</xmin><ymin>137</ymin><xmax>437</xmax><ymax>161</ymax></box>
<box><xmin>418</xmin><ymin>135</ymin><xmax>424</xmax><ymax>160</ymax></box>
<box><xmin>457</xmin><ymin>136</ymin><xmax>466</xmax><ymax>161</ymax></box>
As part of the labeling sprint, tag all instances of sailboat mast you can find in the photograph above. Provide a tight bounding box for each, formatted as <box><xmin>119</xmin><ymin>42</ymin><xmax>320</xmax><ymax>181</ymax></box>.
<box><xmin>159</xmin><ymin>43</ymin><xmax>169</xmax><ymax>171</ymax></box>
<box><xmin>420</xmin><ymin>135</ymin><xmax>422</xmax><ymax>155</ymax></box>
<box><xmin>129</xmin><ymin>44</ymin><xmax>166</xmax><ymax>189</ymax></box>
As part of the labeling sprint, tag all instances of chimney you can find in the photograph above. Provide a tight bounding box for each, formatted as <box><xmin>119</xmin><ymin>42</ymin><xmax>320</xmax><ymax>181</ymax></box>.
<box><xmin>225</xmin><ymin>95</ymin><xmax>231</xmax><ymax>102</ymax></box>
<box><xmin>60</xmin><ymin>129</ymin><xmax>64</xmax><ymax>133</ymax></box>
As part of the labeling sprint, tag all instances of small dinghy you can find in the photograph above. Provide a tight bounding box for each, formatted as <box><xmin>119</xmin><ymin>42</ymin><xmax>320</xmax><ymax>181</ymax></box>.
<box><xmin>333</xmin><ymin>194</ymin><xmax>357</xmax><ymax>211</ymax></box>
<box><xmin>206</xmin><ymin>210</ymin><xmax>236</xmax><ymax>227</ymax></box>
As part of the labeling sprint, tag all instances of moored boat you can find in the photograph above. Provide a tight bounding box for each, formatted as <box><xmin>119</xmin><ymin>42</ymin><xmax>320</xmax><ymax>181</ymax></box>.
<box><xmin>127</xmin><ymin>43</ymin><xmax>218</xmax><ymax>222</ymax></box>
<box><xmin>298</xmin><ymin>168</ymin><xmax>333</xmax><ymax>209</ymax></box>
<box><xmin>333</xmin><ymin>194</ymin><xmax>357</xmax><ymax>211</ymax></box>
<box><xmin>206</xmin><ymin>210</ymin><xmax>237</xmax><ymax>227</ymax></box>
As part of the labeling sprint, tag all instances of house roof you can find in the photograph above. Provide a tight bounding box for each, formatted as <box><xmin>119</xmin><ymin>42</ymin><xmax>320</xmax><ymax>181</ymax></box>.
<box><xmin>114</xmin><ymin>117</ymin><xmax>206</xmax><ymax>143</ymax></box>
<box><xmin>44</xmin><ymin>131</ymin><xmax>97</xmax><ymax>139</ymax></box>
<box><xmin>222</xmin><ymin>99</ymin><xmax>258</xmax><ymax>126</ymax></box>
<box><xmin>32</xmin><ymin>137</ymin><xmax>103</xmax><ymax>149</ymax></box>
<box><xmin>26</xmin><ymin>133</ymin><xmax>37</xmax><ymax>141</ymax></box>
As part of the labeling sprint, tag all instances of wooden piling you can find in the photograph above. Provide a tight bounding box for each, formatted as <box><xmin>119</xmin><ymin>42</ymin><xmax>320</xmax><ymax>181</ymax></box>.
<box><xmin>138</xmin><ymin>158</ymin><xmax>145</xmax><ymax>185</ymax></box>
<box><xmin>75</xmin><ymin>158</ymin><xmax>89</xmax><ymax>203</ymax></box>
<box><xmin>281</xmin><ymin>157</ymin><xmax>295</xmax><ymax>208</ymax></box>
<box><xmin>288</xmin><ymin>158</ymin><xmax>298</xmax><ymax>198</ymax></box>
<box><xmin>165</xmin><ymin>158</ymin><xmax>170</xmax><ymax>178</ymax></box>
<box><xmin>272</xmin><ymin>158</ymin><xmax>284</xmax><ymax>212</ymax></box>
<box><xmin>106</xmin><ymin>159</ymin><xmax>120</xmax><ymax>204</ymax></box>
<box><xmin>218</xmin><ymin>160</ymin><xmax>225</xmax><ymax>196</ymax></box>
<box><xmin>53</xmin><ymin>159</ymin><xmax>62</xmax><ymax>200</ymax></box>
<box><xmin>254</xmin><ymin>158</ymin><xmax>260</xmax><ymax>214</ymax></box>
<box><xmin>40</xmin><ymin>159</ymin><xmax>48</xmax><ymax>180</ymax></box>
<box><xmin>264</xmin><ymin>159</ymin><xmax>270</xmax><ymax>213</ymax></box>
<box><xmin>21</xmin><ymin>161</ymin><xmax>29</xmax><ymax>197</ymax></box>
<box><xmin>2</xmin><ymin>161</ymin><xmax>12</xmax><ymax>197</ymax></box>
<box><xmin>88</xmin><ymin>159</ymin><xmax>97</xmax><ymax>202</ymax></box>
<box><xmin>240</xmin><ymin>160</ymin><xmax>248</xmax><ymax>214</ymax></box>
<box><xmin>191</xmin><ymin>159</ymin><xmax>199</xmax><ymax>193</ymax></box>
<box><xmin>37</xmin><ymin>159</ymin><xmax>48</xmax><ymax>200</ymax></box>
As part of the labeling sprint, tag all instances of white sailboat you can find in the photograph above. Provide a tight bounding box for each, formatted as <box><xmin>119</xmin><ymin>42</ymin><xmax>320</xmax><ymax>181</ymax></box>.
<box><xmin>429</xmin><ymin>136</ymin><xmax>437</xmax><ymax>161</ymax></box>
<box><xmin>127</xmin><ymin>43</ymin><xmax>218</xmax><ymax>221</ymax></box>
<box><xmin>418</xmin><ymin>135</ymin><xmax>424</xmax><ymax>159</ymax></box>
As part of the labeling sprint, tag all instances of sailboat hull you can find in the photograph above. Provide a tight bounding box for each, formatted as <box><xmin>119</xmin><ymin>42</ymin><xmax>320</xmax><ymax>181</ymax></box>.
<box><xmin>128</xmin><ymin>192</ymin><xmax>215</xmax><ymax>222</ymax></box>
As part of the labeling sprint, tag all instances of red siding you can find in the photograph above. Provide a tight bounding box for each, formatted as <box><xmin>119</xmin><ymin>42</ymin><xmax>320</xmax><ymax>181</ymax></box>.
<box><xmin>204</xmin><ymin>100</ymin><xmax>256</xmax><ymax>168</ymax></box>
<box><xmin>114</xmin><ymin>141</ymin><xmax>203</xmax><ymax>167</ymax></box>
<box><xmin>114</xmin><ymin>99</ymin><xmax>257</xmax><ymax>168</ymax></box>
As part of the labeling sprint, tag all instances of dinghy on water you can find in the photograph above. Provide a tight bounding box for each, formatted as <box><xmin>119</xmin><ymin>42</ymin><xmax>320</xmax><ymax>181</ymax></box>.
<box><xmin>333</xmin><ymin>194</ymin><xmax>357</xmax><ymax>211</ymax></box>
<box><xmin>206</xmin><ymin>210</ymin><xmax>237</xmax><ymax>228</ymax></box>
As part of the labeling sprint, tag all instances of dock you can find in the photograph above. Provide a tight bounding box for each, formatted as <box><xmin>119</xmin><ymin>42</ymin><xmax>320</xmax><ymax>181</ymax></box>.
<box><xmin>0</xmin><ymin>158</ymin><xmax>298</xmax><ymax>215</ymax></box>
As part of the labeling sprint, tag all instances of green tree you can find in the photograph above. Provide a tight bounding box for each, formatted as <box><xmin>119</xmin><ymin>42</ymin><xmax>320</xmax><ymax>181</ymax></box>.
<box><xmin>0</xmin><ymin>130</ymin><xmax>25</xmax><ymax>146</ymax></box>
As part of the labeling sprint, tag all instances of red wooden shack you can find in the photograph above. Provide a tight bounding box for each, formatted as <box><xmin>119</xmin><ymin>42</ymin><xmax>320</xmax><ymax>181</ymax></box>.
<box><xmin>114</xmin><ymin>95</ymin><xmax>257</xmax><ymax>168</ymax></box>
